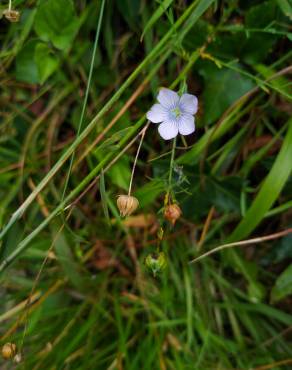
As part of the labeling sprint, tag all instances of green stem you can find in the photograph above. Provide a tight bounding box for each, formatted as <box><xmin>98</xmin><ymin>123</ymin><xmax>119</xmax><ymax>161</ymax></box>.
<box><xmin>167</xmin><ymin>137</ymin><xmax>177</xmax><ymax>203</ymax></box>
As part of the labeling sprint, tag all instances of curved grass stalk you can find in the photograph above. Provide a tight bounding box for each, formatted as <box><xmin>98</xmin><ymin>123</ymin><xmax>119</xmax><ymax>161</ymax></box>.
<box><xmin>0</xmin><ymin>0</ymin><xmax>204</xmax><ymax>242</ymax></box>
<box><xmin>190</xmin><ymin>228</ymin><xmax>292</xmax><ymax>264</ymax></box>
<box><xmin>228</xmin><ymin>117</ymin><xmax>292</xmax><ymax>242</ymax></box>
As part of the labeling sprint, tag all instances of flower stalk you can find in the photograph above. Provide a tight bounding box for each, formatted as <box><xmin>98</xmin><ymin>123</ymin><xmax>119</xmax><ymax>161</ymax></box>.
<box><xmin>117</xmin><ymin>122</ymin><xmax>149</xmax><ymax>217</ymax></box>
<box><xmin>128</xmin><ymin>122</ymin><xmax>149</xmax><ymax>196</ymax></box>
<box><xmin>167</xmin><ymin>136</ymin><xmax>177</xmax><ymax>203</ymax></box>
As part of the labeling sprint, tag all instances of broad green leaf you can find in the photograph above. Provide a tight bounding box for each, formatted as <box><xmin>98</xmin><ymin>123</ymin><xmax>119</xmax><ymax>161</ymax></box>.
<box><xmin>271</xmin><ymin>264</ymin><xmax>292</xmax><ymax>302</ymax></box>
<box><xmin>141</xmin><ymin>0</ymin><xmax>174</xmax><ymax>40</ymax></box>
<box><xmin>34</xmin><ymin>0</ymin><xmax>79</xmax><ymax>50</ymax></box>
<box><xmin>107</xmin><ymin>156</ymin><xmax>131</xmax><ymax>191</ymax></box>
<box><xmin>276</xmin><ymin>0</ymin><xmax>292</xmax><ymax>19</ymax></box>
<box><xmin>246</xmin><ymin>0</ymin><xmax>279</xmax><ymax>28</ymax></box>
<box><xmin>199</xmin><ymin>62</ymin><xmax>254</xmax><ymax>124</ymax></box>
<box><xmin>34</xmin><ymin>42</ymin><xmax>59</xmax><ymax>84</ymax></box>
<box><xmin>13</xmin><ymin>9</ymin><xmax>37</xmax><ymax>56</ymax></box>
<box><xmin>134</xmin><ymin>179</ymin><xmax>165</xmax><ymax>208</ymax></box>
<box><xmin>182</xmin><ymin>175</ymin><xmax>241</xmax><ymax>220</ymax></box>
<box><xmin>209</xmin><ymin>1</ymin><xmax>282</xmax><ymax>64</ymax></box>
<box><xmin>228</xmin><ymin>118</ymin><xmax>292</xmax><ymax>241</ymax></box>
<box><xmin>15</xmin><ymin>40</ymin><xmax>39</xmax><ymax>83</ymax></box>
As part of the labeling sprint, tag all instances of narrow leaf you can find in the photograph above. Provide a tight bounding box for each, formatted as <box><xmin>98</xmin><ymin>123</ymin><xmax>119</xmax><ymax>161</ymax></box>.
<box><xmin>228</xmin><ymin>117</ymin><xmax>292</xmax><ymax>241</ymax></box>
<box><xmin>141</xmin><ymin>0</ymin><xmax>174</xmax><ymax>41</ymax></box>
<box><xmin>271</xmin><ymin>264</ymin><xmax>292</xmax><ymax>302</ymax></box>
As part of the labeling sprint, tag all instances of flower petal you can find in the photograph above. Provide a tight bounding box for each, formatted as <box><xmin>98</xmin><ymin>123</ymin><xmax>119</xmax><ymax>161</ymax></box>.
<box><xmin>157</xmin><ymin>88</ymin><xmax>179</xmax><ymax>109</ymax></box>
<box><xmin>178</xmin><ymin>113</ymin><xmax>195</xmax><ymax>136</ymax></box>
<box><xmin>179</xmin><ymin>93</ymin><xmax>198</xmax><ymax>114</ymax></box>
<box><xmin>146</xmin><ymin>103</ymin><xmax>167</xmax><ymax>123</ymax></box>
<box><xmin>158</xmin><ymin>120</ymin><xmax>179</xmax><ymax>140</ymax></box>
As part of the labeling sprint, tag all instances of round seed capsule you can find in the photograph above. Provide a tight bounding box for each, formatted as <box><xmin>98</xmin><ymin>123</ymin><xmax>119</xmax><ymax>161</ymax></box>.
<box><xmin>3</xmin><ymin>9</ymin><xmax>20</xmax><ymax>22</ymax></box>
<box><xmin>2</xmin><ymin>343</ymin><xmax>17</xmax><ymax>359</ymax></box>
<box><xmin>117</xmin><ymin>195</ymin><xmax>139</xmax><ymax>217</ymax></box>
<box><xmin>164</xmin><ymin>204</ymin><xmax>182</xmax><ymax>225</ymax></box>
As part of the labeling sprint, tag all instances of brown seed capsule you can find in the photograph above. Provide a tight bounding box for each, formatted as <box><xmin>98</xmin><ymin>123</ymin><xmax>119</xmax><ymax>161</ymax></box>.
<box><xmin>164</xmin><ymin>204</ymin><xmax>182</xmax><ymax>225</ymax></box>
<box><xmin>2</xmin><ymin>343</ymin><xmax>16</xmax><ymax>359</ymax></box>
<box><xmin>3</xmin><ymin>9</ymin><xmax>20</xmax><ymax>22</ymax></box>
<box><xmin>117</xmin><ymin>195</ymin><xmax>139</xmax><ymax>217</ymax></box>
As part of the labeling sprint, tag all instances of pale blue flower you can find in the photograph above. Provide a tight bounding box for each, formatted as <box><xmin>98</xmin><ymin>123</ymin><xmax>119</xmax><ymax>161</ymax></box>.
<box><xmin>146</xmin><ymin>88</ymin><xmax>198</xmax><ymax>140</ymax></box>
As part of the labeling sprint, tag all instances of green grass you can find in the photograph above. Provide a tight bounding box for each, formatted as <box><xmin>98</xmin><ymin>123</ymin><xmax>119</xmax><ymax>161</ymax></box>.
<box><xmin>0</xmin><ymin>0</ymin><xmax>292</xmax><ymax>369</ymax></box>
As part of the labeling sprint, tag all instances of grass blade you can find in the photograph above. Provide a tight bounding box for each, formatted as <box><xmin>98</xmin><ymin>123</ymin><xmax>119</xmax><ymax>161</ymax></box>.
<box><xmin>228</xmin><ymin>117</ymin><xmax>292</xmax><ymax>242</ymax></box>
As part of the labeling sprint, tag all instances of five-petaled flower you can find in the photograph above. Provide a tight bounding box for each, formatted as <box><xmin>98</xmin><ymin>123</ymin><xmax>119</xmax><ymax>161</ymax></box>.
<box><xmin>146</xmin><ymin>88</ymin><xmax>198</xmax><ymax>140</ymax></box>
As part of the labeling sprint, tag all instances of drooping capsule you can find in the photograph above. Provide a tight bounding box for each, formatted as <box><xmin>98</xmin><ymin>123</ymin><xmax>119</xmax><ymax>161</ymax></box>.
<box><xmin>117</xmin><ymin>195</ymin><xmax>139</xmax><ymax>217</ymax></box>
<box><xmin>2</xmin><ymin>343</ymin><xmax>17</xmax><ymax>359</ymax></box>
<box><xmin>3</xmin><ymin>9</ymin><xmax>20</xmax><ymax>22</ymax></box>
<box><xmin>164</xmin><ymin>204</ymin><xmax>182</xmax><ymax>225</ymax></box>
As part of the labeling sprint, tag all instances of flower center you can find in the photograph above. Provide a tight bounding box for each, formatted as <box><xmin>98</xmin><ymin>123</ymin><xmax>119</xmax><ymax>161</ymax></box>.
<box><xmin>171</xmin><ymin>107</ymin><xmax>181</xmax><ymax>118</ymax></box>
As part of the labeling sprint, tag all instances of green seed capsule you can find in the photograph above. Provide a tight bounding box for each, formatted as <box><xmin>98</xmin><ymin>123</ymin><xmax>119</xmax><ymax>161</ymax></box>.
<box><xmin>145</xmin><ymin>252</ymin><xmax>167</xmax><ymax>276</ymax></box>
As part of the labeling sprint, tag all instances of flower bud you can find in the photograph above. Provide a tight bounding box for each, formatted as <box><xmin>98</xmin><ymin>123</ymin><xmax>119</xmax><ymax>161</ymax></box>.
<box><xmin>117</xmin><ymin>195</ymin><xmax>139</xmax><ymax>217</ymax></box>
<box><xmin>164</xmin><ymin>204</ymin><xmax>182</xmax><ymax>225</ymax></box>
<box><xmin>145</xmin><ymin>252</ymin><xmax>167</xmax><ymax>276</ymax></box>
<box><xmin>3</xmin><ymin>9</ymin><xmax>20</xmax><ymax>22</ymax></box>
<box><xmin>2</xmin><ymin>343</ymin><xmax>16</xmax><ymax>359</ymax></box>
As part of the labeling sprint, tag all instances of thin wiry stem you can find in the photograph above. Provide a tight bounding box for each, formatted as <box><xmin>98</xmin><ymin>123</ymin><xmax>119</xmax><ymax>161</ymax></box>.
<box><xmin>8</xmin><ymin>0</ymin><xmax>12</xmax><ymax>11</ymax></box>
<box><xmin>166</xmin><ymin>136</ymin><xmax>177</xmax><ymax>203</ymax></box>
<box><xmin>73</xmin><ymin>78</ymin><xmax>151</xmax><ymax>170</ymax></box>
<box><xmin>128</xmin><ymin>122</ymin><xmax>149</xmax><ymax>196</ymax></box>
<box><xmin>61</xmin><ymin>0</ymin><xmax>106</xmax><ymax>202</ymax></box>
<box><xmin>69</xmin><ymin>123</ymin><xmax>150</xmax><ymax>209</ymax></box>
<box><xmin>190</xmin><ymin>228</ymin><xmax>292</xmax><ymax>264</ymax></box>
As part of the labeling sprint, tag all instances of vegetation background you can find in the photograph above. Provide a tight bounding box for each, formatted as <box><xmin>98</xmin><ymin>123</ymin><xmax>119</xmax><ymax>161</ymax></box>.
<box><xmin>0</xmin><ymin>0</ymin><xmax>292</xmax><ymax>369</ymax></box>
